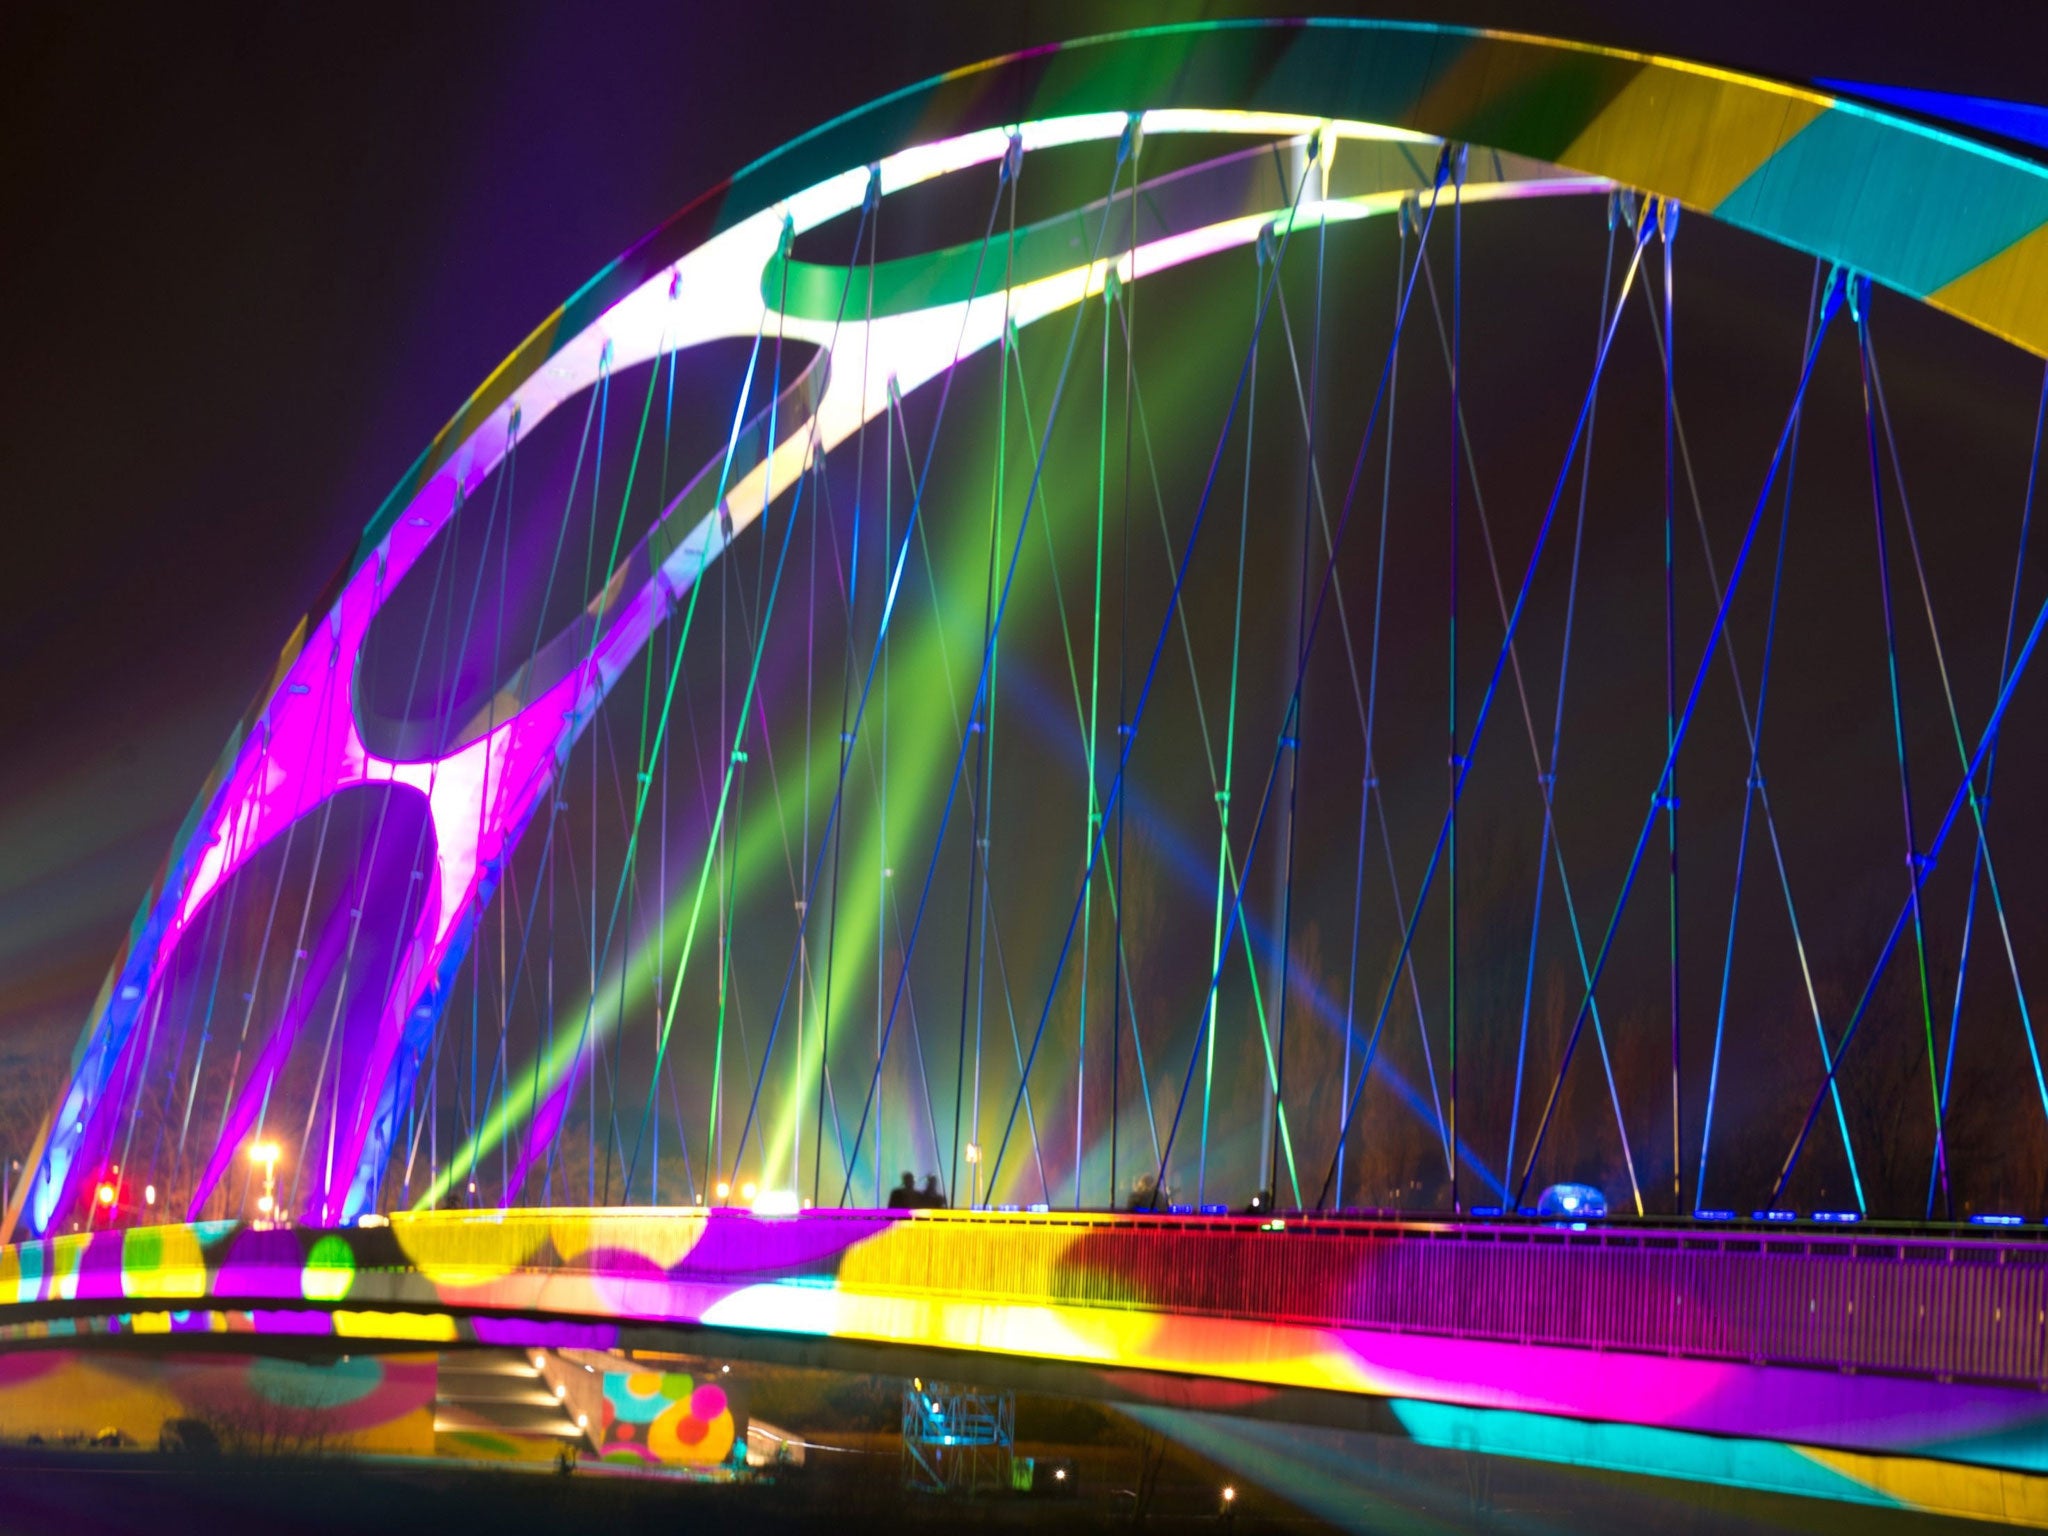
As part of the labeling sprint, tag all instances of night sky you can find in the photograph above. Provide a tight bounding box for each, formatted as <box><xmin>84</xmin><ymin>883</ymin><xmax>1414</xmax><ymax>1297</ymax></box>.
<box><xmin>7</xmin><ymin>1</ymin><xmax>2048</xmax><ymax>1214</ymax></box>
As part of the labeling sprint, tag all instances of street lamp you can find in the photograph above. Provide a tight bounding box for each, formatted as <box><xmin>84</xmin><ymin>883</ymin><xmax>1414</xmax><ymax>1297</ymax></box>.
<box><xmin>249</xmin><ymin>1142</ymin><xmax>281</xmax><ymax>1226</ymax></box>
<box><xmin>964</xmin><ymin>1142</ymin><xmax>981</xmax><ymax>1210</ymax></box>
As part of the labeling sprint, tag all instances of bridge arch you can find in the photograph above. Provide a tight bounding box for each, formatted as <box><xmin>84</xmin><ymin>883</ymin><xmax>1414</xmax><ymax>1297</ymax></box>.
<box><xmin>15</xmin><ymin>19</ymin><xmax>2048</xmax><ymax>1239</ymax></box>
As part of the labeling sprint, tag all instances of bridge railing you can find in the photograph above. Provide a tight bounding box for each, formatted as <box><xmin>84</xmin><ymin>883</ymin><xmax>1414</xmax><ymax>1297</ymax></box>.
<box><xmin>8</xmin><ymin>1209</ymin><xmax>2047</xmax><ymax>1389</ymax></box>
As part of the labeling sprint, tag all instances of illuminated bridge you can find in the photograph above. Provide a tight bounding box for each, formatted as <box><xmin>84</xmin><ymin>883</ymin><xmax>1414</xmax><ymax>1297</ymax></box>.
<box><xmin>10</xmin><ymin>17</ymin><xmax>2048</xmax><ymax>1524</ymax></box>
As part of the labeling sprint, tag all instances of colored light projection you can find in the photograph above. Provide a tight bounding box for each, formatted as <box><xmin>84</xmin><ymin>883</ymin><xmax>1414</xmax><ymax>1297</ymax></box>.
<box><xmin>20</xmin><ymin>104</ymin><xmax>1592</xmax><ymax>1236</ymax></box>
<box><xmin>0</xmin><ymin>1348</ymin><xmax>435</xmax><ymax>1454</ymax></box>
<box><xmin>597</xmin><ymin>1366</ymin><xmax>738</xmax><ymax>1466</ymax></box>
<box><xmin>26</xmin><ymin>19</ymin><xmax>2048</xmax><ymax>1243</ymax></box>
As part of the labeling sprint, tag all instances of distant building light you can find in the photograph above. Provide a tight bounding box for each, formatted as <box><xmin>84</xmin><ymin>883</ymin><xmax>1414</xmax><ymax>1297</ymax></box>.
<box><xmin>143</xmin><ymin>1184</ymin><xmax>156</xmax><ymax>1206</ymax></box>
<box><xmin>741</xmin><ymin>1181</ymin><xmax>759</xmax><ymax>1203</ymax></box>
<box><xmin>95</xmin><ymin>1183</ymin><xmax>116</xmax><ymax>1207</ymax></box>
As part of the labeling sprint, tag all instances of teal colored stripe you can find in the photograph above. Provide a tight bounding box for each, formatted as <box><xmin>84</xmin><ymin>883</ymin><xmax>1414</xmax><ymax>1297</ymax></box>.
<box><xmin>1391</xmin><ymin>1399</ymin><xmax>1906</xmax><ymax>1509</ymax></box>
<box><xmin>1716</xmin><ymin>104</ymin><xmax>2048</xmax><ymax>298</ymax></box>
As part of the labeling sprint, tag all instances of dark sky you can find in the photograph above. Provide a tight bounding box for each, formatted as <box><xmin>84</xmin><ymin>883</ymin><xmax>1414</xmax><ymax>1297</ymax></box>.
<box><xmin>5</xmin><ymin>0</ymin><xmax>2048</xmax><ymax>1200</ymax></box>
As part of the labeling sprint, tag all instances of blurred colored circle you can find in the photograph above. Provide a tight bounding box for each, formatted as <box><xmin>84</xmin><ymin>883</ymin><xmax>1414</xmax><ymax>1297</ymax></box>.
<box><xmin>647</xmin><ymin>1399</ymin><xmax>732</xmax><ymax>1464</ymax></box>
<box><xmin>299</xmin><ymin>1235</ymin><xmax>356</xmax><ymax>1302</ymax></box>
<box><xmin>689</xmin><ymin>1383</ymin><xmax>726</xmax><ymax>1420</ymax></box>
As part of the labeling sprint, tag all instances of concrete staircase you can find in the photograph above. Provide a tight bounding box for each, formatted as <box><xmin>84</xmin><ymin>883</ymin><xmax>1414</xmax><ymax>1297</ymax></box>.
<box><xmin>433</xmin><ymin>1349</ymin><xmax>585</xmax><ymax>1462</ymax></box>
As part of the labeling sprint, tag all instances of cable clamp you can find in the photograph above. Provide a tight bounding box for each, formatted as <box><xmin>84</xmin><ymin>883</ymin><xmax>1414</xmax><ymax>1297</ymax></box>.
<box><xmin>840</xmin><ymin>732</ymin><xmax>856</xmax><ymax>745</ymax></box>
<box><xmin>1652</xmin><ymin>792</ymin><xmax>1679</xmax><ymax>811</ymax></box>
<box><xmin>1908</xmin><ymin>851</ymin><xmax>1933</xmax><ymax>875</ymax></box>
<box><xmin>1215</xmin><ymin>790</ymin><xmax>1231</xmax><ymax>804</ymax></box>
<box><xmin>732</xmin><ymin>749</ymin><xmax>749</xmax><ymax>764</ymax></box>
<box><xmin>1535</xmin><ymin>772</ymin><xmax>1556</xmax><ymax>787</ymax></box>
<box><xmin>1450</xmin><ymin>753</ymin><xmax>1470</xmax><ymax>771</ymax></box>
<box><xmin>1281</xmin><ymin>735</ymin><xmax>1300</xmax><ymax>750</ymax></box>
<box><xmin>636</xmin><ymin>771</ymin><xmax>653</xmax><ymax>784</ymax></box>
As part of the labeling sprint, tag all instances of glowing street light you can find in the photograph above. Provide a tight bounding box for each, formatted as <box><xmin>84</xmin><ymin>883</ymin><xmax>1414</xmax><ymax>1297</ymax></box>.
<box><xmin>964</xmin><ymin>1142</ymin><xmax>982</xmax><ymax>1210</ymax></box>
<box><xmin>249</xmin><ymin>1142</ymin><xmax>281</xmax><ymax>1226</ymax></box>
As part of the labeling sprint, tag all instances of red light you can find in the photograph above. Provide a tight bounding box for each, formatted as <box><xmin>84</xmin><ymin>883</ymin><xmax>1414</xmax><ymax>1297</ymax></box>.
<box><xmin>96</xmin><ymin>1183</ymin><xmax>116</xmax><ymax>1207</ymax></box>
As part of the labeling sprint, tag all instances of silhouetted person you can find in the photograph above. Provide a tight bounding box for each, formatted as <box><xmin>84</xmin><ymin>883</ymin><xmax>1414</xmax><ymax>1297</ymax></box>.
<box><xmin>920</xmin><ymin>1174</ymin><xmax>945</xmax><ymax>1208</ymax></box>
<box><xmin>887</xmin><ymin>1171</ymin><xmax>917</xmax><ymax>1209</ymax></box>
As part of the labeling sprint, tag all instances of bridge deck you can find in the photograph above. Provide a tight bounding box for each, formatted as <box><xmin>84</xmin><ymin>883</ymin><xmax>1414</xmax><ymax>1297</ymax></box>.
<box><xmin>6</xmin><ymin>1208</ymin><xmax>2048</xmax><ymax>1470</ymax></box>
